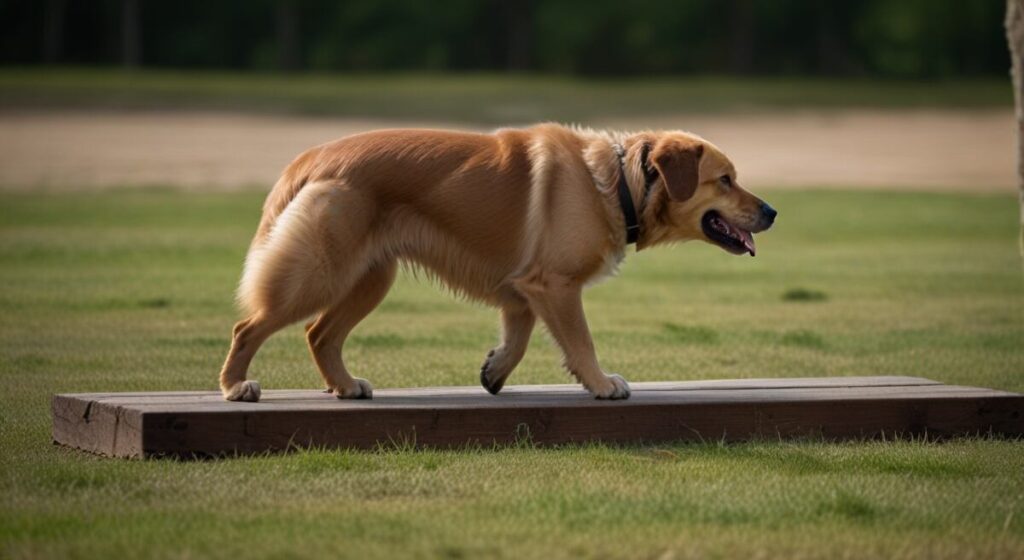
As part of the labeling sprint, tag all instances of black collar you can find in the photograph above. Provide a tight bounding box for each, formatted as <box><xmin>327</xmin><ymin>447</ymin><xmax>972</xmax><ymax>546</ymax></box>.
<box><xmin>612</xmin><ymin>143</ymin><xmax>658</xmax><ymax>245</ymax></box>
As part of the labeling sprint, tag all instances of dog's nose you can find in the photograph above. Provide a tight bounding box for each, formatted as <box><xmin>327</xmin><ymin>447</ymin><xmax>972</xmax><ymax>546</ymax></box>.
<box><xmin>760</xmin><ymin>202</ymin><xmax>777</xmax><ymax>224</ymax></box>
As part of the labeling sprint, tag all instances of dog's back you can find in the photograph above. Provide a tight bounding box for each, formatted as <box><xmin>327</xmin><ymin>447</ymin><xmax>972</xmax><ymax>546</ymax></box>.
<box><xmin>237</xmin><ymin>128</ymin><xmax>551</xmax><ymax>318</ymax></box>
<box><xmin>252</xmin><ymin>128</ymin><xmax>533</xmax><ymax>245</ymax></box>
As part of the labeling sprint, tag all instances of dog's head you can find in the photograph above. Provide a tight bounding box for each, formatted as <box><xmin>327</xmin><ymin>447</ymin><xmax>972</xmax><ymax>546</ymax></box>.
<box><xmin>637</xmin><ymin>132</ymin><xmax>775</xmax><ymax>256</ymax></box>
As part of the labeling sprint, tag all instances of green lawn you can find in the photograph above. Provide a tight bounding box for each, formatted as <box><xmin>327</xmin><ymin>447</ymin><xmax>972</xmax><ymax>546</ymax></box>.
<box><xmin>1</xmin><ymin>189</ymin><xmax>1022</xmax><ymax>558</ymax></box>
<box><xmin>0</xmin><ymin>69</ymin><xmax>1011</xmax><ymax>123</ymax></box>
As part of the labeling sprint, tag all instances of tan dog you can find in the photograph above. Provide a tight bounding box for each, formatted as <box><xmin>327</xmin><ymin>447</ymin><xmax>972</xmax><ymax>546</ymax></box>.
<box><xmin>219</xmin><ymin>124</ymin><xmax>776</xmax><ymax>402</ymax></box>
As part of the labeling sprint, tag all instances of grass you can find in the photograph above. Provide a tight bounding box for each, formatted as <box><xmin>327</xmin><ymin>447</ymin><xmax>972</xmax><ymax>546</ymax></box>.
<box><xmin>0</xmin><ymin>68</ymin><xmax>1012</xmax><ymax>124</ymax></box>
<box><xmin>0</xmin><ymin>188</ymin><xmax>1022</xmax><ymax>558</ymax></box>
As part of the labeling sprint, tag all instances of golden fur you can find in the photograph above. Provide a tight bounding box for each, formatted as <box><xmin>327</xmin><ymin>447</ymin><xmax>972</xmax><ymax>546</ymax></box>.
<box><xmin>219</xmin><ymin>123</ymin><xmax>774</xmax><ymax>402</ymax></box>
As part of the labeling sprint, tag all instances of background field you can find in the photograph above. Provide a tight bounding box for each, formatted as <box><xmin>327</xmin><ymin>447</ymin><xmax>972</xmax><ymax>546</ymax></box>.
<box><xmin>0</xmin><ymin>70</ymin><xmax>1015</xmax><ymax>193</ymax></box>
<box><xmin>1</xmin><ymin>188</ymin><xmax>1022</xmax><ymax>558</ymax></box>
<box><xmin>0</xmin><ymin>69</ymin><xmax>1011</xmax><ymax>121</ymax></box>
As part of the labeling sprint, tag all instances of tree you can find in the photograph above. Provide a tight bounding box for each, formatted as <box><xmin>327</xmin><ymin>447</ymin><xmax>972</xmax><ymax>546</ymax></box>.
<box><xmin>729</xmin><ymin>0</ymin><xmax>755</xmax><ymax>74</ymax></box>
<box><xmin>43</xmin><ymin>0</ymin><xmax>65</xmax><ymax>64</ymax></box>
<box><xmin>1007</xmin><ymin>0</ymin><xmax>1024</xmax><ymax>256</ymax></box>
<box><xmin>121</xmin><ymin>0</ymin><xmax>141</xmax><ymax>68</ymax></box>
<box><xmin>277</xmin><ymin>0</ymin><xmax>300</xmax><ymax>72</ymax></box>
<box><xmin>504</xmin><ymin>0</ymin><xmax>532</xmax><ymax>72</ymax></box>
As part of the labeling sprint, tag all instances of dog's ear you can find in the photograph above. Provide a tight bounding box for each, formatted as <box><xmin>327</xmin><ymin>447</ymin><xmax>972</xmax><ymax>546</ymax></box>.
<box><xmin>652</xmin><ymin>141</ymin><xmax>704</xmax><ymax>202</ymax></box>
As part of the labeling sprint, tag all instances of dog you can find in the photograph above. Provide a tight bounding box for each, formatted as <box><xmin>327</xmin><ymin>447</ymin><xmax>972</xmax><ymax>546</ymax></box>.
<box><xmin>218</xmin><ymin>124</ymin><xmax>776</xmax><ymax>402</ymax></box>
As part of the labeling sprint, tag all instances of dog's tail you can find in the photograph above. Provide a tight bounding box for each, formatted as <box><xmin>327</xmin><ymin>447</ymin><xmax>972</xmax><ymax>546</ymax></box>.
<box><xmin>236</xmin><ymin>150</ymin><xmax>331</xmax><ymax>317</ymax></box>
<box><xmin>250</xmin><ymin>149</ymin><xmax>321</xmax><ymax>246</ymax></box>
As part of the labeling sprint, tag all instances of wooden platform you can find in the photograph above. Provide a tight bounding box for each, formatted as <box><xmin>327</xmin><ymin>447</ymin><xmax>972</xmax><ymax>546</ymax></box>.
<box><xmin>52</xmin><ymin>376</ymin><xmax>1024</xmax><ymax>458</ymax></box>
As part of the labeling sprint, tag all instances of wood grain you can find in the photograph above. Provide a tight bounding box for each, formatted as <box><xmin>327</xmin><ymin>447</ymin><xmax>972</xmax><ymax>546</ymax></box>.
<box><xmin>51</xmin><ymin>377</ymin><xmax>1024</xmax><ymax>458</ymax></box>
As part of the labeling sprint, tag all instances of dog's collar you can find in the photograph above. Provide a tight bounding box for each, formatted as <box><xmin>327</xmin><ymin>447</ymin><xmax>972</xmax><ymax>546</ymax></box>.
<box><xmin>612</xmin><ymin>142</ymin><xmax>658</xmax><ymax>245</ymax></box>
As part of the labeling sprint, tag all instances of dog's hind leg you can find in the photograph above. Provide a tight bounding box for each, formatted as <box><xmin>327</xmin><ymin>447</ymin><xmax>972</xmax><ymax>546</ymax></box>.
<box><xmin>480</xmin><ymin>297</ymin><xmax>535</xmax><ymax>395</ymax></box>
<box><xmin>305</xmin><ymin>259</ymin><xmax>397</xmax><ymax>399</ymax></box>
<box><xmin>221</xmin><ymin>181</ymin><xmax>377</xmax><ymax>402</ymax></box>
<box><xmin>220</xmin><ymin>273</ymin><xmax>345</xmax><ymax>402</ymax></box>
<box><xmin>219</xmin><ymin>313</ymin><xmax>292</xmax><ymax>402</ymax></box>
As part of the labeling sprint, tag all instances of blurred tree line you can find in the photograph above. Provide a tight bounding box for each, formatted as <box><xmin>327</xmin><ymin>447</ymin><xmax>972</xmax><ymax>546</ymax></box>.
<box><xmin>2</xmin><ymin>0</ymin><xmax>1007</xmax><ymax>78</ymax></box>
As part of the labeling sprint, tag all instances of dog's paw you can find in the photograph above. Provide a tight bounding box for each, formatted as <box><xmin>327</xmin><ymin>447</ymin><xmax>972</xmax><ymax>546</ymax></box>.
<box><xmin>335</xmin><ymin>378</ymin><xmax>373</xmax><ymax>400</ymax></box>
<box><xmin>590</xmin><ymin>374</ymin><xmax>631</xmax><ymax>400</ymax></box>
<box><xmin>480</xmin><ymin>348</ymin><xmax>507</xmax><ymax>395</ymax></box>
<box><xmin>223</xmin><ymin>380</ymin><xmax>261</xmax><ymax>402</ymax></box>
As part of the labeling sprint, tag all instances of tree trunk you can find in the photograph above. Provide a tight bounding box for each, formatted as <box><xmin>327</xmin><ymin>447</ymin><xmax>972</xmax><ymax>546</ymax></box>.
<box><xmin>815</xmin><ymin>3</ymin><xmax>847</xmax><ymax>75</ymax></box>
<box><xmin>122</xmin><ymin>0</ymin><xmax>141</xmax><ymax>69</ymax></box>
<box><xmin>729</xmin><ymin>0</ymin><xmax>755</xmax><ymax>74</ymax></box>
<box><xmin>43</xmin><ymin>0</ymin><xmax>66</xmax><ymax>64</ymax></box>
<box><xmin>505</xmin><ymin>0</ymin><xmax>532</xmax><ymax>72</ymax></box>
<box><xmin>1007</xmin><ymin>0</ymin><xmax>1024</xmax><ymax>256</ymax></box>
<box><xmin>277</xmin><ymin>0</ymin><xmax>300</xmax><ymax>72</ymax></box>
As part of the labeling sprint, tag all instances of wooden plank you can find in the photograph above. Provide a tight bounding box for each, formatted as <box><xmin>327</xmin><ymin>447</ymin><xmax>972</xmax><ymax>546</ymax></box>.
<box><xmin>64</xmin><ymin>385</ymin><xmax>1016</xmax><ymax>413</ymax></box>
<box><xmin>52</xmin><ymin>395</ymin><xmax>143</xmax><ymax>457</ymax></box>
<box><xmin>67</xmin><ymin>376</ymin><xmax>941</xmax><ymax>404</ymax></box>
<box><xmin>51</xmin><ymin>377</ymin><xmax>1024</xmax><ymax>458</ymax></box>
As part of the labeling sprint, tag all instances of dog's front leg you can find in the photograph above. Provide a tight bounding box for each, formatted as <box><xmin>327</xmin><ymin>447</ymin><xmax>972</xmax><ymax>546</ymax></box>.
<box><xmin>480</xmin><ymin>299</ymin><xmax>536</xmax><ymax>395</ymax></box>
<box><xmin>514</xmin><ymin>274</ymin><xmax>630</xmax><ymax>400</ymax></box>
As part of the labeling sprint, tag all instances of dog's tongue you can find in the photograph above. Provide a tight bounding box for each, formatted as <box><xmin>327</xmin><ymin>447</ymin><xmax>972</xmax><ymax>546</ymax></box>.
<box><xmin>738</xmin><ymin>228</ymin><xmax>756</xmax><ymax>256</ymax></box>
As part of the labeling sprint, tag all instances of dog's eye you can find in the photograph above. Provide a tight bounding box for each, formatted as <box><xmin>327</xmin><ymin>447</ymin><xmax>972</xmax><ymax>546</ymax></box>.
<box><xmin>719</xmin><ymin>175</ymin><xmax>732</xmax><ymax>188</ymax></box>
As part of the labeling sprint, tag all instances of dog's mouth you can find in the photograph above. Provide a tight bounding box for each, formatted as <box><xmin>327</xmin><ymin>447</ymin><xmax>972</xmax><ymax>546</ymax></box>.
<box><xmin>701</xmin><ymin>210</ymin><xmax>756</xmax><ymax>256</ymax></box>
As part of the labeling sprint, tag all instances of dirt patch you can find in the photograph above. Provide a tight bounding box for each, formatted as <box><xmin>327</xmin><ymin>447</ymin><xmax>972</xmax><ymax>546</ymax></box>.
<box><xmin>0</xmin><ymin>109</ymin><xmax>1013</xmax><ymax>192</ymax></box>
<box><xmin>603</xmin><ymin>110</ymin><xmax>1015</xmax><ymax>192</ymax></box>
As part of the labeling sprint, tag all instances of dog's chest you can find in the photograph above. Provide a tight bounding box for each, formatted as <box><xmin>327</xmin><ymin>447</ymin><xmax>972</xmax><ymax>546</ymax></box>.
<box><xmin>585</xmin><ymin>246</ymin><xmax>626</xmax><ymax>287</ymax></box>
